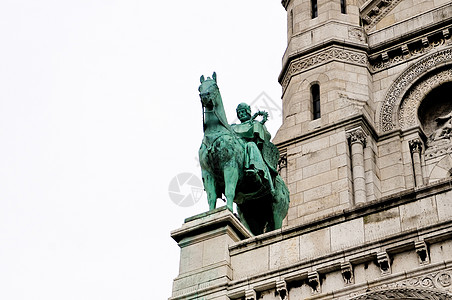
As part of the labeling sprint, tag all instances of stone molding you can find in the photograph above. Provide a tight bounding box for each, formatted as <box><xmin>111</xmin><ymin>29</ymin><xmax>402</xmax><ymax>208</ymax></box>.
<box><xmin>379</xmin><ymin>48</ymin><xmax>452</xmax><ymax>133</ymax></box>
<box><xmin>361</xmin><ymin>0</ymin><xmax>403</xmax><ymax>32</ymax></box>
<box><xmin>350</xmin><ymin>287</ymin><xmax>452</xmax><ymax>300</ymax></box>
<box><xmin>281</xmin><ymin>46</ymin><xmax>367</xmax><ymax>91</ymax></box>
<box><xmin>399</xmin><ymin>68</ymin><xmax>452</xmax><ymax>131</ymax></box>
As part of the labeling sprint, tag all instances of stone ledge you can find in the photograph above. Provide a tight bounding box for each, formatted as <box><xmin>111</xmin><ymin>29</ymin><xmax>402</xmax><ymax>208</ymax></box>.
<box><xmin>171</xmin><ymin>206</ymin><xmax>252</xmax><ymax>245</ymax></box>
<box><xmin>229</xmin><ymin>178</ymin><xmax>452</xmax><ymax>254</ymax></box>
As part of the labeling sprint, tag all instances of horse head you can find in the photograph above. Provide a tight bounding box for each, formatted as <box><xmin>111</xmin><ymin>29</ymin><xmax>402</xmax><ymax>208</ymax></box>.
<box><xmin>199</xmin><ymin>72</ymin><xmax>219</xmax><ymax>110</ymax></box>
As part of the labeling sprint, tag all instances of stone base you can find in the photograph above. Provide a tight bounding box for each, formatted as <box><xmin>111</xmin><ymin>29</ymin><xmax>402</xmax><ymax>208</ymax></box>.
<box><xmin>170</xmin><ymin>207</ymin><xmax>252</xmax><ymax>300</ymax></box>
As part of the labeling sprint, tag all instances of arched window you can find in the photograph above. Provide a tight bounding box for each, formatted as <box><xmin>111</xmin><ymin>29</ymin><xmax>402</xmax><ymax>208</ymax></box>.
<box><xmin>341</xmin><ymin>0</ymin><xmax>347</xmax><ymax>14</ymax></box>
<box><xmin>311</xmin><ymin>0</ymin><xmax>318</xmax><ymax>19</ymax></box>
<box><xmin>311</xmin><ymin>84</ymin><xmax>321</xmax><ymax>119</ymax></box>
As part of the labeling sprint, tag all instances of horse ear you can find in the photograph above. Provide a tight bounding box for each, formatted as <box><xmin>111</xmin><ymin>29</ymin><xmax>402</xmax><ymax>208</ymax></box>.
<box><xmin>212</xmin><ymin>72</ymin><xmax>217</xmax><ymax>83</ymax></box>
<box><xmin>200</xmin><ymin>75</ymin><xmax>205</xmax><ymax>83</ymax></box>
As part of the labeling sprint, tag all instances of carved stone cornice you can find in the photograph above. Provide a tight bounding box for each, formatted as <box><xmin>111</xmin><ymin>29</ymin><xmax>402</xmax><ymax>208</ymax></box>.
<box><xmin>370</xmin><ymin>28</ymin><xmax>452</xmax><ymax>73</ymax></box>
<box><xmin>361</xmin><ymin>0</ymin><xmax>403</xmax><ymax>32</ymax></box>
<box><xmin>379</xmin><ymin>48</ymin><xmax>452</xmax><ymax>133</ymax></box>
<box><xmin>280</xmin><ymin>46</ymin><xmax>367</xmax><ymax>92</ymax></box>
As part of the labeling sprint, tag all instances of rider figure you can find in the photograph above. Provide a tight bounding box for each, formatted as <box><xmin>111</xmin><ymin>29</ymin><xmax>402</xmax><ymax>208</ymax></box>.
<box><xmin>231</xmin><ymin>103</ymin><xmax>275</xmax><ymax>193</ymax></box>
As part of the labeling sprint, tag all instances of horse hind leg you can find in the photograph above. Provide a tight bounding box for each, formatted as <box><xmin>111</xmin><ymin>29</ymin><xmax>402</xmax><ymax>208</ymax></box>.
<box><xmin>272</xmin><ymin>176</ymin><xmax>290</xmax><ymax>229</ymax></box>
<box><xmin>202</xmin><ymin>170</ymin><xmax>218</xmax><ymax>210</ymax></box>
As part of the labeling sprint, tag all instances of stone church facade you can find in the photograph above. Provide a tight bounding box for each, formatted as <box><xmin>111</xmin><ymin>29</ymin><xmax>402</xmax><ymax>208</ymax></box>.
<box><xmin>170</xmin><ymin>0</ymin><xmax>452</xmax><ymax>299</ymax></box>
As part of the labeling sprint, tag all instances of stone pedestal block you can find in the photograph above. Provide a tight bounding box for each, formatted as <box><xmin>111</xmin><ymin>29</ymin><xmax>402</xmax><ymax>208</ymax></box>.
<box><xmin>170</xmin><ymin>207</ymin><xmax>252</xmax><ymax>300</ymax></box>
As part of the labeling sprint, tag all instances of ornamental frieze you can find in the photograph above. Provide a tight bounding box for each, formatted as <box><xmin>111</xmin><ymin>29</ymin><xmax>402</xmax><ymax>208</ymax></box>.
<box><xmin>281</xmin><ymin>47</ymin><xmax>367</xmax><ymax>91</ymax></box>
<box><xmin>349</xmin><ymin>287</ymin><xmax>452</xmax><ymax>300</ymax></box>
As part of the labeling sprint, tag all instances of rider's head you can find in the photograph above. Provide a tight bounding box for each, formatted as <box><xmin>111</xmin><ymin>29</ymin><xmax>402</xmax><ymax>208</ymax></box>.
<box><xmin>236</xmin><ymin>103</ymin><xmax>251</xmax><ymax>122</ymax></box>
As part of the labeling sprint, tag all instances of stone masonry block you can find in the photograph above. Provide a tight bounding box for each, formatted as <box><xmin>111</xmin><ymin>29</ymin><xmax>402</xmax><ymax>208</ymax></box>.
<box><xmin>270</xmin><ymin>236</ymin><xmax>300</xmax><ymax>269</ymax></box>
<box><xmin>231</xmin><ymin>245</ymin><xmax>269</xmax><ymax>280</ymax></box>
<box><xmin>299</xmin><ymin>227</ymin><xmax>331</xmax><ymax>261</ymax></box>
<box><xmin>435</xmin><ymin>190</ymin><xmax>452</xmax><ymax>221</ymax></box>
<box><xmin>400</xmin><ymin>196</ymin><xmax>439</xmax><ymax>231</ymax></box>
<box><xmin>331</xmin><ymin>218</ymin><xmax>364</xmax><ymax>251</ymax></box>
<box><xmin>364</xmin><ymin>207</ymin><xmax>401</xmax><ymax>242</ymax></box>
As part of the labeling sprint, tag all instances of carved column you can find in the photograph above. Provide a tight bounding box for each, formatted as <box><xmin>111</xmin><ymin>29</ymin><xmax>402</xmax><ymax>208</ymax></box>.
<box><xmin>347</xmin><ymin>128</ymin><xmax>367</xmax><ymax>204</ymax></box>
<box><xmin>409</xmin><ymin>139</ymin><xmax>424</xmax><ymax>187</ymax></box>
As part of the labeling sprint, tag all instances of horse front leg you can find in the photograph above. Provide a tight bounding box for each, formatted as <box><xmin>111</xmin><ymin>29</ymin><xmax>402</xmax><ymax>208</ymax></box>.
<box><xmin>202</xmin><ymin>170</ymin><xmax>217</xmax><ymax>210</ymax></box>
<box><xmin>223</xmin><ymin>165</ymin><xmax>238</xmax><ymax>211</ymax></box>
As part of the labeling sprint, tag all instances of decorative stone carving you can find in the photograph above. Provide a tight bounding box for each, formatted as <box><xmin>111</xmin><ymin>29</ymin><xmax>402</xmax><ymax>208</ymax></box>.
<box><xmin>341</xmin><ymin>262</ymin><xmax>354</xmax><ymax>285</ymax></box>
<box><xmin>357</xmin><ymin>270</ymin><xmax>452</xmax><ymax>292</ymax></box>
<box><xmin>308</xmin><ymin>271</ymin><xmax>321</xmax><ymax>294</ymax></box>
<box><xmin>415</xmin><ymin>240</ymin><xmax>430</xmax><ymax>265</ymax></box>
<box><xmin>347</xmin><ymin>128</ymin><xmax>367</xmax><ymax>147</ymax></box>
<box><xmin>409</xmin><ymin>139</ymin><xmax>423</xmax><ymax>153</ymax></box>
<box><xmin>281</xmin><ymin>46</ymin><xmax>367</xmax><ymax>91</ymax></box>
<box><xmin>245</xmin><ymin>289</ymin><xmax>256</xmax><ymax>300</ymax></box>
<box><xmin>377</xmin><ymin>252</ymin><xmax>391</xmax><ymax>275</ymax></box>
<box><xmin>350</xmin><ymin>287</ymin><xmax>452</xmax><ymax>300</ymax></box>
<box><xmin>399</xmin><ymin>68</ymin><xmax>452</xmax><ymax>131</ymax></box>
<box><xmin>380</xmin><ymin>48</ymin><xmax>452</xmax><ymax>132</ymax></box>
<box><xmin>431</xmin><ymin>111</ymin><xmax>452</xmax><ymax>142</ymax></box>
<box><xmin>276</xmin><ymin>280</ymin><xmax>288</xmax><ymax>300</ymax></box>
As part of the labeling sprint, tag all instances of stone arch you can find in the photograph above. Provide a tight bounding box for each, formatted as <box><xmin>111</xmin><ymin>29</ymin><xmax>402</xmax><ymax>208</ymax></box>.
<box><xmin>349</xmin><ymin>287</ymin><xmax>452</xmax><ymax>300</ymax></box>
<box><xmin>399</xmin><ymin>67</ymin><xmax>452</xmax><ymax>131</ymax></box>
<box><xmin>378</xmin><ymin>47</ymin><xmax>452</xmax><ymax>133</ymax></box>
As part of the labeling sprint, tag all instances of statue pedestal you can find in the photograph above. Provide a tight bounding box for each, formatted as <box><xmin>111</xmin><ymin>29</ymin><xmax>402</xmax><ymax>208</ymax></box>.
<box><xmin>170</xmin><ymin>207</ymin><xmax>252</xmax><ymax>300</ymax></box>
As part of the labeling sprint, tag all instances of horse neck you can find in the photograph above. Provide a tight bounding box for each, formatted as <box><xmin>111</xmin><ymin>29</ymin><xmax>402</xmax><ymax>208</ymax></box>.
<box><xmin>204</xmin><ymin>94</ymin><xmax>232</xmax><ymax>134</ymax></box>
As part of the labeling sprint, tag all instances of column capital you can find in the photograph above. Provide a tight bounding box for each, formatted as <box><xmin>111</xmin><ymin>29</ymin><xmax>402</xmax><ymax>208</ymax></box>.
<box><xmin>409</xmin><ymin>139</ymin><xmax>423</xmax><ymax>153</ymax></box>
<box><xmin>347</xmin><ymin>127</ymin><xmax>367</xmax><ymax>146</ymax></box>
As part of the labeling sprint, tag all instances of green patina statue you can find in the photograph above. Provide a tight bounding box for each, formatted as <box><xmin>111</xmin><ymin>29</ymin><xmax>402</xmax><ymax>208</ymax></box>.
<box><xmin>198</xmin><ymin>72</ymin><xmax>290</xmax><ymax>235</ymax></box>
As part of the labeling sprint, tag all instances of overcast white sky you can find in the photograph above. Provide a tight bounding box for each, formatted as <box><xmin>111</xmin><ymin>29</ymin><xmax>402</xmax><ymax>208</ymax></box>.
<box><xmin>0</xmin><ymin>1</ymin><xmax>286</xmax><ymax>299</ymax></box>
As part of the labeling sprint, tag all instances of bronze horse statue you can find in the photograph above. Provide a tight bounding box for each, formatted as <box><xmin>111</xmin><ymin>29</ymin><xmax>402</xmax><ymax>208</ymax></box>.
<box><xmin>198</xmin><ymin>72</ymin><xmax>289</xmax><ymax>235</ymax></box>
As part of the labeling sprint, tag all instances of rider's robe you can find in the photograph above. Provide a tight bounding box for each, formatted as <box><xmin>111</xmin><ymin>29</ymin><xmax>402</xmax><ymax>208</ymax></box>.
<box><xmin>231</xmin><ymin>120</ymin><xmax>274</xmax><ymax>190</ymax></box>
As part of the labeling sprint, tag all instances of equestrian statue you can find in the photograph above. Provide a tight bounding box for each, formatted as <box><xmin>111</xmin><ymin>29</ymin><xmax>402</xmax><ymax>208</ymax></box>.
<box><xmin>198</xmin><ymin>72</ymin><xmax>290</xmax><ymax>235</ymax></box>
